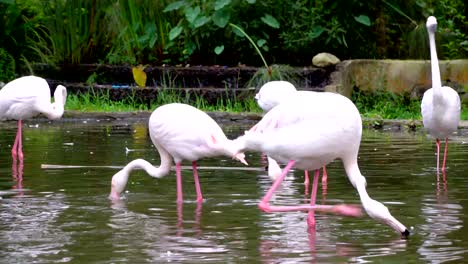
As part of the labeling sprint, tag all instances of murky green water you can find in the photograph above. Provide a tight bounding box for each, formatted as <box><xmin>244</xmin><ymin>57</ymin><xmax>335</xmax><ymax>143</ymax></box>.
<box><xmin>1</xmin><ymin>118</ymin><xmax>468</xmax><ymax>263</ymax></box>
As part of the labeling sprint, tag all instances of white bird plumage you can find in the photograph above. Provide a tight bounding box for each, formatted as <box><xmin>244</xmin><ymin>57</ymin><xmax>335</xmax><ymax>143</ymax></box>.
<box><xmin>235</xmin><ymin>91</ymin><xmax>409</xmax><ymax>237</ymax></box>
<box><xmin>421</xmin><ymin>16</ymin><xmax>461</xmax><ymax>172</ymax></box>
<box><xmin>255</xmin><ymin>81</ymin><xmax>297</xmax><ymax>112</ymax></box>
<box><xmin>0</xmin><ymin>75</ymin><xmax>67</xmax><ymax>160</ymax></box>
<box><xmin>110</xmin><ymin>103</ymin><xmax>248</xmax><ymax>201</ymax></box>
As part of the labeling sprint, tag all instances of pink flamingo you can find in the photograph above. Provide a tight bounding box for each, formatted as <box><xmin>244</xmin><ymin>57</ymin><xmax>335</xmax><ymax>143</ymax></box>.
<box><xmin>254</xmin><ymin>81</ymin><xmax>327</xmax><ymax>188</ymax></box>
<box><xmin>236</xmin><ymin>91</ymin><xmax>409</xmax><ymax>237</ymax></box>
<box><xmin>421</xmin><ymin>16</ymin><xmax>461</xmax><ymax>173</ymax></box>
<box><xmin>0</xmin><ymin>76</ymin><xmax>67</xmax><ymax>162</ymax></box>
<box><xmin>109</xmin><ymin>103</ymin><xmax>248</xmax><ymax>202</ymax></box>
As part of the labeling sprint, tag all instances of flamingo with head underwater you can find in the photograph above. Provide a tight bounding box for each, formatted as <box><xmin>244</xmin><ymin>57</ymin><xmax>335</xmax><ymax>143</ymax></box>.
<box><xmin>421</xmin><ymin>16</ymin><xmax>461</xmax><ymax>173</ymax></box>
<box><xmin>0</xmin><ymin>75</ymin><xmax>67</xmax><ymax>161</ymax></box>
<box><xmin>235</xmin><ymin>91</ymin><xmax>410</xmax><ymax>237</ymax></box>
<box><xmin>109</xmin><ymin>103</ymin><xmax>248</xmax><ymax>203</ymax></box>
<box><xmin>254</xmin><ymin>81</ymin><xmax>328</xmax><ymax>188</ymax></box>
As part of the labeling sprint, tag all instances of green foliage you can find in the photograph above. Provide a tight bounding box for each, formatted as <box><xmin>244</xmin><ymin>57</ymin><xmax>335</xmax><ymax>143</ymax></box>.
<box><xmin>0</xmin><ymin>48</ymin><xmax>15</xmax><ymax>82</ymax></box>
<box><xmin>2</xmin><ymin>0</ymin><xmax>467</xmax><ymax>67</ymax></box>
<box><xmin>351</xmin><ymin>88</ymin><xmax>421</xmax><ymax>120</ymax></box>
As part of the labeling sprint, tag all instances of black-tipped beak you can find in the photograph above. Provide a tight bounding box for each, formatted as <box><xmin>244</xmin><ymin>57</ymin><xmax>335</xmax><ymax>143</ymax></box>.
<box><xmin>401</xmin><ymin>229</ymin><xmax>410</xmax><ymax>238</ymax></box>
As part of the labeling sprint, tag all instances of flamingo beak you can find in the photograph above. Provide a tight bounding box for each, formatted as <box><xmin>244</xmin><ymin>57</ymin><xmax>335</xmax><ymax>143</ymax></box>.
<box><xmin>234</xmin><ymin>152</ymin><xmax>248</xmax><ymax>165</ymax></box>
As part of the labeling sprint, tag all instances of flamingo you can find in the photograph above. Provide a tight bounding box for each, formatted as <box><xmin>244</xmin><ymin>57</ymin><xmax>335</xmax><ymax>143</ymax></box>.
<box><xmin>109</xmin><ymin>103</ymin><xmax>248</xmax><ymax>202</ymax></box>
<box><xmin>254</xmin><ymin>81</ymin><xmax>328</xmax><ymax>188</ymax></box>
<box><xmin>0</xmin><ymin>76</ymin><xmax>67</xmax><ymax>161</ymax></box>
<box><xmin>421</xmin><ymin>16</ymin><xmax>461</xmax><ymax>173</ymax></box>
<box><xmin>235</xmin><ymin>91</ymin><xmax>410</xmax><ymax>237</ymax></box>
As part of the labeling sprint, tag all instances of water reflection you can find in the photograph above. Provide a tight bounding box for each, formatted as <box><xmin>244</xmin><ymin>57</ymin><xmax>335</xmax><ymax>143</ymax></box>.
<box><xmin>1</xmin><ymin>120</ymin><xmax>468</xmax><ymax>263</ymax></box>
<box><xmin>418</xmin><ymin>171</ymin><xmax>467</xmax><ymax>263</ymax></box>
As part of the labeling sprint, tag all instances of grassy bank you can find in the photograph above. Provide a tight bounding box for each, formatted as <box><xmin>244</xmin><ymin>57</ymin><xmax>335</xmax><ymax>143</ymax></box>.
<box><xmin>65</xmin><ymin>89</ymin><xmax>467</xmax><ymax>120</ymax></box>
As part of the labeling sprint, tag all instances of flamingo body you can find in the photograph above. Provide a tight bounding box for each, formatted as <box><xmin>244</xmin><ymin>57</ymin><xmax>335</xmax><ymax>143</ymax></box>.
<box><xmin>236</xmin><ymin>91</ymin><xmax>409</xmax><ymax>236</ymax></box>
<box><xmin>110</xmin><ymin>103</ymin><xmax>247</xmax><ymax>201</ymax></box>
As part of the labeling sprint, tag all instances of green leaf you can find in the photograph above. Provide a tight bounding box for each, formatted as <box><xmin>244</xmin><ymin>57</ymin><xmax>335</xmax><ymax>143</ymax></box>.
<box><xmin>261</xmin><ymin>14</ymin><xmax>280</xmax><ymax>29</ymax></box>
<box><xmin>246</xmin><ymin>0</ymin><xmax>256</xmax><ymax>3</ymax></box>
<box><xmin>256</xmin><ymin>39</ymin><xmax>266</xmax><ymax>47</ymax></box>
<box><xmin>163</xmin><ymin>1</ymin><xmax>186</xmax><ymax>12</ymax></box>
<box><xmin>309</xmin><ymin>26</ymin><xmax>325</xmax><ymax>39</ymax></box>
<box><xmin>232</xmin><ymin>26</ymin><xmax>245</xmax><ymax>37</ymax></box>
<box><xmin>354</xmin><ymin>15</ymin><xmax>371</xmax><ymax>26</ymax></box>
<box><xmin>214</xmin><ymin>45</ymin><xmax>224</xmax><ymax>55</ymax></box>
<box><xmin>194</xmin><ymin>16</ymin><xmax>211</xmax><ymax>28</ymax></box>
<box><xmin>212</xmin><ymin>9</ymin><xmax>231</xmax><ymax>28</ymax></box>
<box><xmin>215</xmin><ymin>0</ymin><xmax>231</xmax><ymax>10</ymax></box>
<box><xmin>184</xmin><ymin>6</ymin><xmax>201</xmax><ymax>24</ymax></box>
<box><xmin>169</xmin><ymin>25</ymin><xmax>183</xmax><ymax>40</ymax></box>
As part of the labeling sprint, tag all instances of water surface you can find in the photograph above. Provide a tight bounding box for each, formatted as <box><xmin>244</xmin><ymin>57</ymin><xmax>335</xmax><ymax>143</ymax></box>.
<box><xmin>1</xmin><ymin>118</ymin><xmax>468</xmax><ymax>263</ymax></box>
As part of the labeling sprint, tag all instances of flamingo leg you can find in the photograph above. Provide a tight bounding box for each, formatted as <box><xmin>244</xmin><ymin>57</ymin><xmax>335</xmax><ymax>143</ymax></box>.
<box><xmin>307</xmin><ymin>169</ymin><xmax>320</xmax><ymax>227</ymax></box>
<box><xmin>258</xmin><ymin>160</ymin><xmax>362</xmax><ymax>217</ymax></box>
<box><xmin>441</xmin><ymin>138</ymin><xmax>449</xmax><ymax>172</ymax></box>
<box><xmin>304</xmin><ymin>170</ymin><xmax>309</xmax><ymax>195</ymax></box>
<box><xmin>435</xmin><ymin>138</ymin><xmax>441</xmax><ymax>173</ymax></box>
<box><xmin>322</xmin><ymin>166</ymin><xmax>328</xmax><ymax>185</ymax></box>
<box><xmin>176</xmin><ymin>163</ymin><xmax>183</xmax><ymax>203</ymax></box>
<box><xmin>192</xmin><ymin>161</ymin><xmax>204</xmax><ymax>202</ymax></box>
<box><xmin>12</xmin><ymin>120</ymin><xmax>23</xmax><ymax>159</ymax></box>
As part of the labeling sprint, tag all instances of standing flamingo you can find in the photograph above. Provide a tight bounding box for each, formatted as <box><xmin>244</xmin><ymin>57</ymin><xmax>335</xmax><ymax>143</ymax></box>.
<box><xmin>421</xmin><ymin>16</ymin><xmax>461</xmax><ymax>173</ymax></box>
<box><xmin>0</xmin><ymin>76</ymin><xmax>67</xmax><ymax>161</ymax></box>
<box><xmin>109</xmin><ymin>103</ymin><xmax>248</xmax><ymax>202</ymax></box>
<box><xmin>254</xmin><ymin>81</ymin><xmax>328</xmax><ymax>188</ymax></box>
<box><xmin>235</xmin><ymin>91</ymin><xmax>410</xmax><ymax>237</ymax></box>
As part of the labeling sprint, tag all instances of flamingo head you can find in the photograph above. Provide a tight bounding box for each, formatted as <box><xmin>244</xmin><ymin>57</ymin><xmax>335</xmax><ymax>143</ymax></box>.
<box><xmin>363</xmin><ymin>198</ymin><xmax>410</xmax><ymax>238</ymax></box>
<box><xmin>109</xmin><ymin>169</ymin><xmax>129</xmax><ymax>200</ymax></box>
<box><xmin>426</xmin><ymin>16</ymin><xmax>437</xmax><ymax>33</ymax></box>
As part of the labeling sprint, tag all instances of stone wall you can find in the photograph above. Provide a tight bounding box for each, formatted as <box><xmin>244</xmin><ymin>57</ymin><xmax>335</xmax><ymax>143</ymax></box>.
<box><xmin>326</xmin><ymin>59</ymin><xmax>468</xmax><ymax>100</ymax></box>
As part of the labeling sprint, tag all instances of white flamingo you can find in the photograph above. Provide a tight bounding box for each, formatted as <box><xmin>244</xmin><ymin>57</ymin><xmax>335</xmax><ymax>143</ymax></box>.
<box><xmin>421</xmin><ymin>16</ymin><xmax>461</xmax><ymax>173</ymax></box>
<box><xmin>0</xmin><ymin>76</ymin><xmax>67</xmax><ymax>161</ymax></box>
<box><xmin>109</xmin><ymin>103</ymin><xmax>248</xmax><ymax>202</ymax></box>
<box><xmin>254</xmin><ymin>81</ymin><xmax>328</xmax><ymax>188</ymax></box>
<box><xmin>235</xmin><ymin>91</ymin><xmax>410</xmax><ymax>237</ymax></box>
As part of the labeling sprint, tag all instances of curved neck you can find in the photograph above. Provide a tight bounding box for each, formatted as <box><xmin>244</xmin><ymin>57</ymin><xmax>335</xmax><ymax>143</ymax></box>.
<box><xmin>343</xmin><ymin>160</ymin><xmax>371</xmax><ymax>202</ymax></box>
<box><xmin>44</xmin><ymin>86</ymin><xmax>67</xmax><ymax>120</ymax></box>
<box><xmin>428</xmin><ymin>30</ymin><xmax>442</xmax><ymax>90</ymax></box>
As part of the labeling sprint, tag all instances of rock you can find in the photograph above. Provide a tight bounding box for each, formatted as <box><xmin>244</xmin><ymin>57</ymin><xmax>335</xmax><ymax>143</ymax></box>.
<box><xmin>312</xmin><ymin>53</ymin><xmax>340</xmax><ymax>67</ymax></box>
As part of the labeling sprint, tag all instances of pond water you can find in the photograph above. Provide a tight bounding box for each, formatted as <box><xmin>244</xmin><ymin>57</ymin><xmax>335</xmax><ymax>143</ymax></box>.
<box><xmin>1</xmin><ymin>118</ymin><xmax>468</xmax><ymax>263</ymax></box>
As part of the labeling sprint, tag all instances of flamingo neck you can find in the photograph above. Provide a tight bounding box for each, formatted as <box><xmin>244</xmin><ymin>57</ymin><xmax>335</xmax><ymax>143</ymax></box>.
<box><xmin>428</xmin><ymin>30</ymin><xmax>442</xmax><ymax>91</ymax></box>
<box><xmin>110</xmin><ymin>158</ymin><xmax>170</xmax><ymax>199</ymax></box>
<box><xmin>44</xmin><ymin>86</ymin><xmax>67</xmax><ymax>120</ymax></box>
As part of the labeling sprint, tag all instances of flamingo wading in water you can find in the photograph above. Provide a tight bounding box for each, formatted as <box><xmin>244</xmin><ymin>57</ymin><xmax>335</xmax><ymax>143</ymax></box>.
<box><xmin>109</xmin><ymin>103</ymin><xmax>248</xmax><ymax>202</ymax></box>
<box><xmin>421</xmin><ymin>16</ymin><xmax>461</xmax><ymax>173</ymax></box>
<box><xmin>0</xmin><ymin>76</ymin><xmax>67</xmax><ymax>161</ymax></box>
<box><xmin>235</xmin><ymin>91</ymin><xmax>410</xmax><ymax>237</ymax></box>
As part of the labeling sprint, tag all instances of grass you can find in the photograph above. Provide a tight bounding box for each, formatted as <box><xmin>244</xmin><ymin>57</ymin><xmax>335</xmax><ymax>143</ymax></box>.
<box><xmin>351</xmin><ymin>88</ymin><xmax>422</xmax><ymax>120</ymax></box>
<box><xmin>65</xmin><ymin>88</ymin><xmax>262</xmax><ymax>113</ymax></box>
<box><xmin>66</xmin><ymin>87</ymin><xmax>468</xmax><ymax>121</ymax></box>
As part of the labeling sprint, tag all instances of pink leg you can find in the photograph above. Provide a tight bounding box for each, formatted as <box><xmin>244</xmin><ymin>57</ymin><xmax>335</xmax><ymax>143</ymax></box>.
<box><xmin>322</xmin><ymin>166</ymin><xmax>328</xmax><ymax>185</ymax></box>
<box><xmin>12</xmin><ymin>120</ymin><xmax>23</xmax><ymax>159</ymax></box>
<box><xmin>192</xmin><ymin>161</ymin><xmax>204</xmax><ymax>202</ymax></box>
<box><xmin>435</xmin><ymin>138</ymin><xmax>441</xmax><ymax>173</ymax></box>
<box><xmin>441</xmin><ymin>138</ymin><xmax>449</xmax><ymax>172</ymax></box>
<box><xmin>258</xmin><ymin>160</ymin><xmax>363</xmax><ymax>217</ymax></box>
<box><xmin>176</xmin><ymin>163</ymin><xmax>183</xmax><ymax>203</ymax></box>
<box><xmin>304</xmin><ymin>170</ymin><xmax>309</xmax><ymax>195</ymax></box>
<box><xmin>307</xmin><ymin>170</ymin><xmax>320</xmax><ymax>227</ymax></box>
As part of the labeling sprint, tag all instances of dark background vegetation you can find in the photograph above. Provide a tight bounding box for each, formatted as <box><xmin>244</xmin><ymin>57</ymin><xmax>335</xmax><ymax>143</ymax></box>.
<box><xmin>0</xmin><ymin>0</ymin><xmax>467</xmax><ymax>82</ymax></box>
